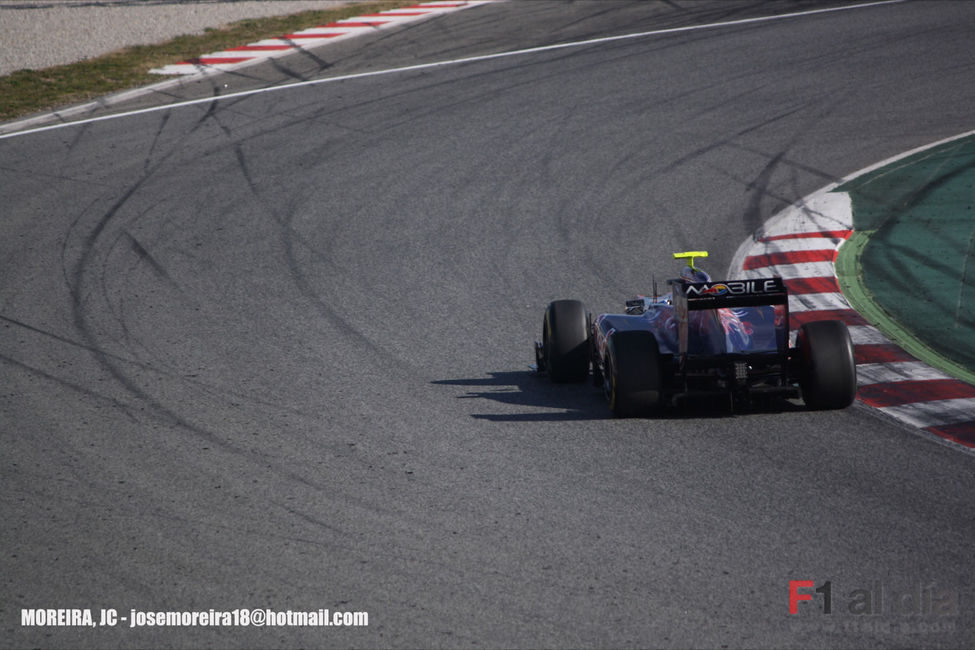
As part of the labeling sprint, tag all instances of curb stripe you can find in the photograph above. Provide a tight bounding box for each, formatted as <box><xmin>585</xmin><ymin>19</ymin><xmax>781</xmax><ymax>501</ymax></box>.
<box><xmin>755</xmin><ymin>238</ymin><xmax>850</xmax><ymax>253</ymax></box>
<box><xmin>324</xmin><ymin>21</ymin><xmax>390</xmax><ymax>27</ymax></box>
<box><xmin>743</xmin><ymin>249</ymin><xmax>838</xmax><ymax>270</ymax></box>
<box><xmin>925</xmin><ymin>421</ymin><xmax>975</xmax><ymax>448</ymax></box>
<box><xmin>192</xmin><ymin>57</ymin><xmax>253</xmax><ymax>64</ymax></box>
<box><xmin>742</xmin><ymin>261</ymin><xmax>840</xmax><ymax>280</ymax></box>
<box><xmin>281</xmin><ymin>32</ymin><xmax>344</xmax><ymax>39</ymax></box>
<box><xmin>788</xmin><ymin>292</ymin><xmax>849</xmax><ymax>312</ymax></box>
<box><xmin>790</xmin><ymin>309</ymin><xmax>868</xmax><ymax>327</ymax></box>
<box><xmin>759</xmin><ymin>230</ymin><xmax>853</xmax><ymax>242</ymax></box>
<box><xmin>362</xmin><ymin>11</ymin><xmax>430</xmax><ymax>16</ymax></box>
<box><xmin>854</xmin><ymin>344</ymin><xmax>916</xmax><ymax>364</ymax></box>
<box><xmin>858</xmin><ymin>379</ymin><xmax>975</xmax><ymax>408</ymax></box>
<box><xmin>879</xmin><ymin>398</ymin><xmax>975</xmax><ymax>429</ymax></box>
<box><xmin>785</xmin><ymin>277</ymin><xmax>841</xmax><ymax>294</ymax></box>
<box><xmin>150</xmin><ymin>1</ymin><xmax>491</xmax><ymax>76</ymax></box>
<box><xmin>856</xmin><ymin>361</ymin><xmax>951</xmax><ymax>386</ymax></box>
<box><xmin>228</xmin><ymin>45</ymin><xmax>295</xmax><ymax>51</ymax></box>
<box><xmin>848</xmin><ymin>326</ymin><xmax>891</xmax><ymax>346</ymax></box>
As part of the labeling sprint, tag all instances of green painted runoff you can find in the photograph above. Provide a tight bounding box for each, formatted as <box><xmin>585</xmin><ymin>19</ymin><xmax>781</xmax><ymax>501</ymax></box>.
<box><xmin>836</xmin><ymin>135</ymin><xmax>975</xmax><ymax>379</ymax></box>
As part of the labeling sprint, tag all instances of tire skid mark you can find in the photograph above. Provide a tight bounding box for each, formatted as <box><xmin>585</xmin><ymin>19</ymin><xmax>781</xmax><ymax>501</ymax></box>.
<box><xmin>68</xmin><ymin>184</ymin><xmax>236</xmax><ymax>449</ymax></box>
<box><xmin>203</xmin><ymin>106</ymin><xmax>414</xmax><ymax>373</ymax></box>
<box><xmin>0</xmin><ymin>352</ymin><xmax>142</xmax><ymax>424</ymax></box>
<box><xmin>1</xmin><ymin>310</ymin><xmax>315</xmax><ymax>422</ymax></box>
<box><xmin>53</xmin><ymin>111</ymin><xmax>259</xmax><ymax>454</ymax></box>
<box><xmin>60</xmin><ymin>152</ymin><xmax>347</xmax><ymax>493</ymax></box>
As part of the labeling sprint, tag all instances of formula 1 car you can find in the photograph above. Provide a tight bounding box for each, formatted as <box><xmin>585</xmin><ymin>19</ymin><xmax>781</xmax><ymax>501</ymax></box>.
<box><xmin>534</xmin><ymin>251</ymin><xmax>857</xmax><ymax>416</ymax></box>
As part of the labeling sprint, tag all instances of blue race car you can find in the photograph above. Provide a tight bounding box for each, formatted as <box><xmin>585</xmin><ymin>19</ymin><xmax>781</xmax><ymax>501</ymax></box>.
<box><xmin>534</xmin><ymin>251</ymin><xmax>857</xmax><ymax>417</ymax></box>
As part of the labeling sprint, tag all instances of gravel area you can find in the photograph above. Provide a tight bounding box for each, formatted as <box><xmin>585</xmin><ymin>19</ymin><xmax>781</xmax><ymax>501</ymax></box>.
<box><xmin>0</xmin><ymin>0</ymin><xmax>367</xmax><ymax>74</ymax></box>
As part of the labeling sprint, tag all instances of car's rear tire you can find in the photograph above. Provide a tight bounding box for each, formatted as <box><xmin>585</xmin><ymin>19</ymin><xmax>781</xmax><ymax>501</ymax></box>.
<box><xmin>543</xmin><ymin>300</ymin><xmax>590</xmax><ymax>383</ymax></box>
<box><xmin>605</xmin><ymin>330</ymin><xmax>662</xmax><ymax>417</ymax></box>
<box><xmin>797</xmin><ymin>320</ymin><xmax>857</xmax><ymax>410</ymax></box>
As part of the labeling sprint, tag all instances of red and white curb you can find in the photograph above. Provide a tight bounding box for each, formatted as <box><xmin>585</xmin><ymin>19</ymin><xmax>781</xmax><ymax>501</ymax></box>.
<box><xmin>150</xmin><ymin>1</ymin><xmax>492</xmax><ymax>76</ymax></box>
<box><xmin>730</xmin><ymin>190</ymin><xmax>975</xmax><ymax>450</ymax></box>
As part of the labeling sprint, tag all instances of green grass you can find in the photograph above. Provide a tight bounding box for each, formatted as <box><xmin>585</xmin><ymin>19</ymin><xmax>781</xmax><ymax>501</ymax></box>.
<box><xmin>0</xmin><ymin>0</ymin><xmax>412</xmax><ymax>122</ymax></box>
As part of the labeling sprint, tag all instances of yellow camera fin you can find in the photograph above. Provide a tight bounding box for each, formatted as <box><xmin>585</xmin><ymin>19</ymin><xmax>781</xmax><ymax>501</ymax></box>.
<box><xmin>673</xmin><ymin>250</ymin><xmax>709</xmax><ymax>270</ymax></box>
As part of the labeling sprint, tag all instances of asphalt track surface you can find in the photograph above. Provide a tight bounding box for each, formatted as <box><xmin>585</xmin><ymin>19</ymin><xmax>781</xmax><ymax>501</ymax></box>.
<box><xmin>2</xmin><ymin>1</ymin><xmax>975</xmax><ymax>647</ymax></box>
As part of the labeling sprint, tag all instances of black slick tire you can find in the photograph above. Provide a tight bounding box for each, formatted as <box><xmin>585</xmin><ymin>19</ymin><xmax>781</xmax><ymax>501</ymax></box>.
<box><xmin>543</xmin><ymin>300</ymin><xmax>590</xmax><ymax>383</ymax></box>
<box><xmin>797</xmin><ymin>320</ymin><xmax>857</xmax><ymax>410</ymax></box>
<box><xmin>605</xmin><ymin>330</ymin><xmax>662</xmax><ymax>417</ymax></box>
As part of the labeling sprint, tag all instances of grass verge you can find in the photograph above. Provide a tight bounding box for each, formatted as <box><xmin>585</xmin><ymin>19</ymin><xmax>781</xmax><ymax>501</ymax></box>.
<box><xmin>0</xmin><ymin>0</ymin><xmax>412</xmax><ymax>122</ymax></box>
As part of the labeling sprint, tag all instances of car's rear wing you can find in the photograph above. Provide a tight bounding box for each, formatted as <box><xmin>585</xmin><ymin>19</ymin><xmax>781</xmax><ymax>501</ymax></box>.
<box><xmin>669</xmin><ymin>276</ymin><xmax>791</xmax><ymax>364</ymax></box>
<box><xmin>670</xmin><ymin>277</ymin><xmax>789</xmax><ymax>311</ymax></box>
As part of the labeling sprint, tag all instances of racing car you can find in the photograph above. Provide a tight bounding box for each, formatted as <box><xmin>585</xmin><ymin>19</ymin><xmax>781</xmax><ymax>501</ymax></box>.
<box><xmin>534</xmin><ymin>251</ymin><xmax>857</xmax><ymax>416</ymax></box>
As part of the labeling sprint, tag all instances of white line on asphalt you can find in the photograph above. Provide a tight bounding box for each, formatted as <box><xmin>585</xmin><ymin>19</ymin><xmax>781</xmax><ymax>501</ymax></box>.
<box><xmin>0</xmin><ymin>0</ymin><xmax>907</xmax><ymax>141</ymax></box>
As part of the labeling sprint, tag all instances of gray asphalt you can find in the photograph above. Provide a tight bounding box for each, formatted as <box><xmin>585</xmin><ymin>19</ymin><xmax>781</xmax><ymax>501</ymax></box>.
<box><xmin>2</xmin><ymin>1</ymin><xmax>974</xmax><ymax>647</ymax></box>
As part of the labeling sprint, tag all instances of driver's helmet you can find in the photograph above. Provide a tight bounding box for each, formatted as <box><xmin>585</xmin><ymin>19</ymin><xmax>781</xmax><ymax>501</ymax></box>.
<box><xmin>680</xmin><ymin>265</ymin><xmax>711</xmax><ymax>283</ymax></box>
